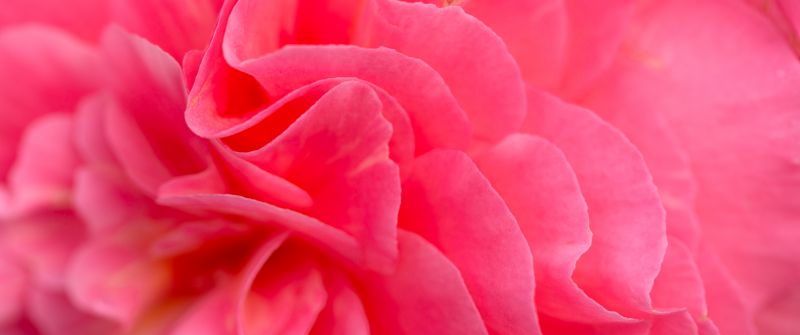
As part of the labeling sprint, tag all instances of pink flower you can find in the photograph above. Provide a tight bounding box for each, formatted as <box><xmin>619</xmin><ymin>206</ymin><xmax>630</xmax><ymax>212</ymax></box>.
<box><xmin>1</xmin><ymin>0</ymin><xmax>798</xmax><ymax>334</ymax></box>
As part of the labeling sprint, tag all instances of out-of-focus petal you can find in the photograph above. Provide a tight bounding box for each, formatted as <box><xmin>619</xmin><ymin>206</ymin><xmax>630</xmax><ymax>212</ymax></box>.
<box><xmin>108</xmin><ymin>0</ymin><xmax>220</xmax><ymax>59</ymax></box>
<box><xmin>580</xmin><ymin>1</ymin><xmax>800</xmax><ymax>331</ymax></box>
<box><xmin>0</xmin><ymin>26</ymin><xmax>99</xmax><ymax>179</ymax></box>
<box><xmin>0</xmin><ymin>0</ymin><xmax>110</xmax><ymax>40</ymax></box>
<box><xmin>1</xmin><ymin>213</ymin><xmax>85</xmax><ymax>288</ymax></box>
<box><xmin>100</xmin><ymin>27</ymin><xmax>206</xmax><ymax>195</ymax></box>
<box><xmin>66</xmin><ymin>229</ymin><xmax>170</xmax><ymax>327</ymax></box>
<box><xmin>459</xmin><ymin>0</ymin><xmax>567</xmax><ymax>88</ymax></box>
<box><xmin>170</xmin><ymin>232</ymin><xmax>288</xmax><ymax>335</ymax></box>
<box><xmin>0</xmin><ymin>252</ymin><xmax>26</xmax><ymax>325</ymax></box>
<box><xmin>27</xmin><ymin>289</ymin><xmax>119</xmax><ymax>335</ymax></box>
<box><xmin>6</xmin><ymin>114</ymin><xmax>77</xmax><ymax>214</ymax></box>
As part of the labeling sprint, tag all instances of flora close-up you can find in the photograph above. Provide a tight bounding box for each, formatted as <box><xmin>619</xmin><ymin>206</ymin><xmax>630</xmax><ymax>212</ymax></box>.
<box><xmin>0</xmin><ymin>0</ymin><xmax>798</xmax><ymax>334</ymax></box>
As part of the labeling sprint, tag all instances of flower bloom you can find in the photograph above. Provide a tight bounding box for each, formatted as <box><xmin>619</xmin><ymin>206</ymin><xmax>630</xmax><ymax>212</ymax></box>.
<box><xmin>0</xmin><ymin>0</ymin><xmax>798</xmax><ymax>334</ymax></box>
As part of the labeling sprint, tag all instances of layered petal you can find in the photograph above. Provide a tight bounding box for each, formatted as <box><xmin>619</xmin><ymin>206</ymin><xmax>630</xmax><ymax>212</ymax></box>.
<box><xmin>580</xmin><ymin>1</ymin><xmax>800</xmax><ymax>331</ymax></box>
<box><xmin>357</xmin><ymin>0</ymin><xmax>527</xmax><ymax>141</ymax></box>
<box><xmin>360</xmin><ymin>230</ymin><xmax>489</xmax><ymax>335</ymax></box>
<box><xmin>0</xmin><ymin>26</ymin><xmax>99</xmax><ymax>179</ymax></box>
<box><xmin>400</xmin><ymin>150</ymin><xmax>539</xmax><ymax>334</ymax></box>
<box><xmin>6</xmin><ymin>113</ymin><xmax>78</xmax><ymax>214</ymax></box>
<box><xmin>524</xmin><ymin>88</ymin><xmax>667</xmax><ymax>317</ymax></box>
<box><xmin>474</xmin><ymin>134</ymin><xmax>627</xmax><ymax>324</ymax></box>
<box><xmin>234</xmin><ymin>81</ymin><xmax>401</xmax><ymax>270</ymax></box>
<box><xmin>66</xmin><ymin>228</ymin><xmax>171</xmax><ymax>327</ymax></box>
<box><xmin>99</xmin><ymin>27</ymin><xmax>206</xmax><ymax>195</ymax></box>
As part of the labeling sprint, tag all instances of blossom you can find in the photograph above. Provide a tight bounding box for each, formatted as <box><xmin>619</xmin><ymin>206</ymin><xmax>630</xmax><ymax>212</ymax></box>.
<box><xmin>0</xmin><ymin>0</ymin><xmax>798</xmax><ymax>334</ymax></box>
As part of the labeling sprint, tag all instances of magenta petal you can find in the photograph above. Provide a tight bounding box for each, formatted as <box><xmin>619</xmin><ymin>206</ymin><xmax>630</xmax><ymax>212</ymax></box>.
<box><xmin>558</xmin><ymin>0</ymin><xmax>635</xmax><ymax>96</ymax></box>
<box><xmin>236</xmin><ymin>81</ymin><xmax>401</xmax><ymax>271</ymax></box>
<box><xmin>73</xmin><ymin>166</ymin><xmax>152</xmax><ymax>235</ymax></box>
<box><xmin>0</xmin><ymin>252</ymin><xmax>25</xmax><ymax>325</ymax></box>
<box><xmin>27</xmin><ymin>289</ymin><xmax>118</xmax><ymax>335</ymax></box>
<box><xmin>650</xmin><ymin>311</ymin><xmax>699</xmax><ymax>335</ymax></box>
<box><xmin>309</xmin><ymin>271</ymin><xmax>369</xmax><ymax>335</ymax></box>
<box><xmin>0</xmin><ymin>0</ymin><xmax>110</xmax><ymax>41</ymax></box>
<box><xmin>1</xmin><ymin>213</ymin><xmax>85</xmax><ymax>288</ymax></box>
<box><xmin>99</xmin><ymin>27</ymin><xmax>206</xmax><ymax>195</ymax></box>
<box><xmin>778</xmin><ymin>0</ymin><xmax>800</xmax><ymax>36</ymax></box>
<box><xmin>210</xmin><ymin>142</ymin><xmax>313</xmax><ymax>209</ymax></box>
<box><xmin>0</xmin><ymin>26</ymin><xmax>99</xmax><ymax>179</ymax></box>
<box><xmin>108</xmin><ymin>0</ymin><xmax>220</xmax><ymax>59</ymax></box>
<box><xmin>474</xmin><ymin>134</ymin><xmax>628</xmax><ymax>324</ymax></box>
<box><xmin>361</xmin><ymin>230</ymin><xmax>489</xmax><ymax>335</ymax></box>
<box><xmin>243</xmin><ymin>249</ymin><xmax>327</xmax><ymax>335</ymax></box>
<box><xmin>524</xmin><ymin>88</ymin><xmax>667</xmax><ymax>317</ymax></box>
<box><xmin>461</xmin><ymin>0</ymin><xmax>568</xmax><ymax>89</ymax></box>
<box><xmin>359</xmin><ymin>0</ymin><xmax>526</xmax><ymax>141</ymax></box>
<box><xmin>66</xmin><ymin>233</ymin><xmax>169</xmax><ymax>326</ymax></box>
<box><xmin>583</xmin><ymin>0</ymin><xmax>800</xmax><ymax>330</ymax></box>
<box><xmin>651</xmin><ymin>238</ymin><xmax>708</xmax><ymax>321</ymax></box>
<box><xmin>157</xmin><ymin>187</ymin><xmax>363</xmax><ymax>268</ymax></box>
<box><xmin>400</xmin><ymin>150</ymin><xmax>539</xmax><ymax>334</ymax></box>
<box><xmin>232</xmin><ymin>45</ymin><xmax>469</xmax><ymax>153</ymax></box>
<box><xmin>6</xmin><ymin>113</ymin><xmax>77</xmax><ymax>214</ymax></box>
<box><xmin>695</xmin><ymin>244</ymin><xmax>757</xmax><ymax>335</ymax></box>
<box><xmin>171</xmin><ymin>233</ymin><xmax>288</xmax><ymax>335</ymax></box>
<box><xmin>579</xmin><ymin>94</ymin><xmax>702</xmax><ymax>248</ymax></box>
<box><xmin>73</xmin><ymin>94</ymin><xmax>118</xmax><ymax>167</ymax></box>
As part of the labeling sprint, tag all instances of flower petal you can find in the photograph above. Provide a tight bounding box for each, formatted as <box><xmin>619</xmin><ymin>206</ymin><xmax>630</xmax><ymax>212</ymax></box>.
<box><xmin>226</xmin><ymin>45</ymin><xmax>469</xmax><ymax>153</ymax></box>
<box><xmin>236</xmin><ymin>81</ymin><xmax>401</xmax><ymax>271</ymax></box>
<box><xmin>0</xmin><ymin>26</ymin><xmax>99</xmax><ymax>179</ymax></box>
<box><xmin>400</xmin><ymin>149</ymin><xmax>539</xmax><ymax>334</ymax></box>
<box><xmin>6</xmin><ymin>113</ymin><xmax>77</xmax><ymax>214</ymax></box>
<box><xmin>524</xmin><ymin>88</ymin><xmax>667</xmax><ymax>317</ymax></box>
<box><xmin>474</xmin><ymin>133</ymin><xmax>628</xmax><ymax>324</ymax></box>
<box><xmin>360</xmin><ymin>230</ymin><xmax>489</xmax><ymax>335</ymax></box>
<box><xmin>100</xmin><ymin>27</ymin><xmax>206</xmax><ymax>195</ymax></box>
<box><xmin>580</xmin><ymin>0</ymin><xmax>800</xmax><ymax>330</ymax></box>
<box><xmin>358</xmin><ymin>0</ymin><xmax>527</xmax><ymax>141</ymax></box>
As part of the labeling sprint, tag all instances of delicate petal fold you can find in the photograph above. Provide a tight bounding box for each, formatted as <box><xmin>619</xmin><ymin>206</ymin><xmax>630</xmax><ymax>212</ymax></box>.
<box><xmin>171</xmin><ymin>233</ymin><xmax>288</xmax><ymax>335</ymax></box>
<box><xmin>474</xmin><ymin>134</ymin><xmax>627</xmax><ymax>324</ymax></box>
<box><xmin>400</xmin><ymin>149</ymin><xmax>539</xmax><ymax>334</ymax></box>
<box><xmin>651</xmin><ymin>238</ymin><xmax>708</xmax><ymax>322</ymax></box>
<box><xmin>243</xmin><ymin>246</ymin><xmax>327</xmax><ymax>335</ymax></box>
<box><xmin>524</xmin><ymin>88</ymin><xmax>667</xmax><ymax>317</ymax></box>
<box><xmin>357</xmin><ymin>0</ymin><xmax>527</xmax><ymax>141</ymax></box>
<box><xmin>231</xmin><ymin>81</ymin><xmax>401</xmax><ymax>271</ymax></box>
<box><xmin>360</xmin><ymin>230</ymin><xmax>488</xmax><ymax>335</ymax></box>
